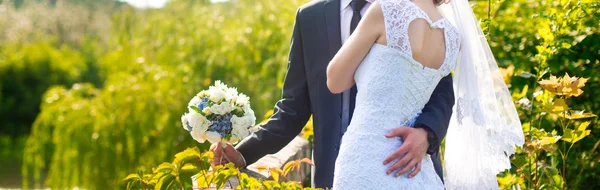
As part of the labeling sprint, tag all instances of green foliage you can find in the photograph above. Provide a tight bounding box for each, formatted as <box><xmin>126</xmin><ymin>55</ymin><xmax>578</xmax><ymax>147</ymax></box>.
<box><xmin>124</xmin><ymin>147</ymin><xmax>318</xmax><ymax>190</ymax></box>
<box><xmin>0</xmin><ymin>0</ymin><xmax>109</xmax><ymax>137</ymax></box>
<box><xmin>123</xmin><ymin>147</ymin><xmax>208</xmax><ymax>190</ymax></box>
<box><xmin>0</xmin><ymin>42</ymin><xmax>87</xmax><ymax>136</ymax></box>
<box><xmin>18</xmin><ymin>0</ymin><xmax>304</xmax><ymax>189</ymax></box>
<box><xmin>474</xmin><ymin>0</ymin><xmax>600</xmax><ymax>189</ymax></box>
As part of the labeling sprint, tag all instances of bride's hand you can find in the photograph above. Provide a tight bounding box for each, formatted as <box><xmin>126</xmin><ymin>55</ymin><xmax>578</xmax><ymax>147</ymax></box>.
<box><xmin>210</xmin><ymin>142</ymin><xmax>246</xmax><ymax>168</ymax></box>
<box><xmin>382</xmin><ymin>127</ymin><xmax>429</xmax><ymax>178</ymax></box>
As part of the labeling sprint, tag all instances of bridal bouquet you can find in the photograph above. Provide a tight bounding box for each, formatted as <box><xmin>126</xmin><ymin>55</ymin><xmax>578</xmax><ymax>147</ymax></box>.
<box><xmin>181</xmin><ymin>80</ymin><xmax>256</xmax><ymax>146</ymax></box>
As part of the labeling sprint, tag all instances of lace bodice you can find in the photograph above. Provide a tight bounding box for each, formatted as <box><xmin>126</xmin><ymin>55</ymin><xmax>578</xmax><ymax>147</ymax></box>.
<box><xmin>381</xmin><ymin>0</ymin><xmax>460</xmax><ymax>73</ymax></box>
<box><xmin>347</xmin><ymin>0</ymin><xmax>460</xmax><ymax>135</ymax></box>
<box><xmin>333</xmin><ymin>0</ymin><xmax>460</xmax><ymax>189</ymax></box>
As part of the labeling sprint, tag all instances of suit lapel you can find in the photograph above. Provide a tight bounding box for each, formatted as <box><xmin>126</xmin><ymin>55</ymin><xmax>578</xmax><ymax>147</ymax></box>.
<box><xmin>324</xmin><ymin>0</ymin><xmax>342</xmax><ymax>58</ymax></box>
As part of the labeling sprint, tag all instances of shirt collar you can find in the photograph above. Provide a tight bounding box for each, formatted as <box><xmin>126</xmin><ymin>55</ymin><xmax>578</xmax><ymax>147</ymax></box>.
<box><xmin>341</xmin><ymin>0</ymin><xmax>374</xmax><ymax>11</ymax></box>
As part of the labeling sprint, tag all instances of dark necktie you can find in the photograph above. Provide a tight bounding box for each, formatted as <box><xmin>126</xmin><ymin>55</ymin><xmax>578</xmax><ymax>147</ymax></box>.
<box><xmin>350</xmin><ymin>0</ymin><xmax>367</xmax><ymax>33</ymax></box>
<box><xmin>343</xmin><ymin>0</ymin><xmax>367</xmax><ymax>133</ymax></box>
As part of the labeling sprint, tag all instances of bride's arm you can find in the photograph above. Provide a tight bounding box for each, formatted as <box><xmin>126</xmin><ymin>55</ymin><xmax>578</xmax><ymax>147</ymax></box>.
<box><xmin>326</xmin><ymin>1</ymin><xmax>384</xmax><ymax>94</ymax></box>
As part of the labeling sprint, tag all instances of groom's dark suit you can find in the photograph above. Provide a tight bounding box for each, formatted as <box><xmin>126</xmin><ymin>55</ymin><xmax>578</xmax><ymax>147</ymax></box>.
<box><xmin>236</xmin><ymin>0</ymin><xmax>455</xmax><ymax>188</ymax></box>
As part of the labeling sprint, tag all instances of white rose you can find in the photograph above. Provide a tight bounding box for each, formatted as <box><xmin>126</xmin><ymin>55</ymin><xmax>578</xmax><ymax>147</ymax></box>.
<box><xmin>202</xmin><ymin>107</ymin><xmax>212</xmax><ymax>115</ymax></box>
<box><xmin>236</xmin><ymin>93</ymin><xmax>249</xmax><ymax>107</ymax></box>
<box><xmin>243</xmin><ymin>103</ymin><xmax>253</xmax><ymax>114</ymax></box>
<box><xmin>246</xmin><ymin>114</ymin><xmax>256</xmax><ymax>126</ymax></box>
<box><xmin>188</xmin><ymin>96</ymin><xmax>201</xmax><ymax>107</ymax></box>
<box><xmin>231</xmin><ymin>115</ymin><xmax>251</xmax><ymax>129</ymax></box>
<box><xmin>242</xmin><ymin>106</ymin><xmax>256</xmax><ymax>125</ymax></box>
<box><xmin>197</xmin><ymin>90</ymin><xmax>209</xmax><ymax>98</ymax></box>
<box><xmin>232</xmin><ymin>126</ymin><xmax>250</xmax><ymax>140</ymax></box>
<box><xmin>208</xmin><ymin>87</ymin><xmax>227</xmax><ymax>103</ymax></box>
<box><xmin>206</xmin><ymin>131</ymin><xmax>222</xmax><ymax>144</ymax></box>
<box><xmin>224</xmin><ymin>102</ymin><xmax>235</xmax><ymax>113</ymax></box>
<box><xmin>181</xmin><ymin>113</ymin><xmax>191</xmax><ymax>131</ymax></box>
<box><xmin>210</xmin><ymin>102</ymin><xmax>234</xmax><ymax>115</ymax></box>
<box><xmin>243</xmin><ymin>113</ymin><xmax>256</xmax><ymax>127</ymax></box>
<box><xmin>225</xmin><ymin>87</ymin><xmax>239</xmax><ymax>101</ymax></box>
<box><xmin>214</xmin><ymin>80</ymin><xmax>227</xmax><ymax>90</ymax></box>
<box><xmin>187</xmin><ymin>112</ymin><xmax>211</xmax><ymax>132</ymax></box>
<box><xmin>190</xmin><ymin>127</ymin><xmax>207</xmax><ymax>143</ymax></box>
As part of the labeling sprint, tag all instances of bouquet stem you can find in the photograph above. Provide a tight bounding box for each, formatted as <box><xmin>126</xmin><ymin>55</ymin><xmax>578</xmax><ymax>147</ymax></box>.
<box><xmin>219</xmin><ymin>143</ymin><xmax>232</xmax><ymax>164</ymax></box>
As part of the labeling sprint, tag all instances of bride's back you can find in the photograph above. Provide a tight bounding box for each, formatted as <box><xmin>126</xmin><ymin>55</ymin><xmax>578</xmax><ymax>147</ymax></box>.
<box><xmin>374</xmin><ymin>0</ymin><xmax>454</xmax><ymax>70</ymax></box>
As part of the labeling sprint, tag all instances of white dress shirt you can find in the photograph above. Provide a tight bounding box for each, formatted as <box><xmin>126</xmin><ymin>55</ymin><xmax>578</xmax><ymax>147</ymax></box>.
<box><xmin>340</xmin><ymin>0</ymin><xmax>374</xmax><ymax>43</ymax></box>
<box><xmin>339</xmin><ymin>0</ymin><xmax>374</xmax><ymax>134</ymax></box>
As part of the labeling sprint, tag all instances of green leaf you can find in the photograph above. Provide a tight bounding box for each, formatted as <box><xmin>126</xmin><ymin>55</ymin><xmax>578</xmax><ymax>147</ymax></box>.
<box><xmin>126</xmin><ymin>180</ymin><xmax>141</xmax><ymax>190</ymax></box>
<box><xmin>255</xmin><ymin>165</ymin><xmax>268</xmax><ymax>173</ymax></box>
<box><xmin>143</xmin><ymin>174</ymin><xmax>154</xmax><ymax>182</ymax></box>
<box><xmin>180</xmin><ymin>164</ymin><xmax>199</xmax><ymax>174</ymax></box>
<box><xmin>199</xmin><ymin>152</ymin><xmax>213</xmax><ymax>172</ymax></box>
<box><xmin>515</xmin><ymin>85</ymin><xmax>529</xmax><ymax>99</ymax></box>
<box><xmin>195</xmin><ymin>173</ymin><xmax>213</xmax><ymax>188</ymax></box>
<box><xmin>261</xmin><ymin>180</ymin><xmax>280</xmax><ymax>189</ymax></box>
<box><xmin>283</xmin><ymin>160</ymin><xmax>299</xmax><ymax>177</ymax></box>
<box><xmin>543</xmin><ymin>167</ymin><xmax>565</xmax><ymax>188</ymax></box>
<box><xmin>189</xmin><ymin>106</ymin><xmax>201</xmax><ymax>114</ymax></box>
<box><xmin>281</xmin><ymin>181</ymin><xmax>303</xmax><ymax>189</ymax></box>
<box><xmin>213</xmin><ymin>169</ymin><xmax>236</xmax><ymax>189</ymax></box>
<box><xmin>539</xmin><ymin>136</ymin><xmax>561</xmax><ymax>146</ymax></box>
<box><xmin>179</xmin><ymin>164</ymin><xmax>198</xmax><ymax>190</ymax></box>
<box><xmin>153</xmin><ymin>162</ymin><xmax>174</xmax><ymax>174</ymax></box>
<box><xmin>270</xmin><ymin>169</ymin><xmax>280</xmax><ymax>183</ymax></box>
<box><xmin>156</xmin><ymin>174</ymin><xmax>177</xmax><ymax>190</ymax></box>
<box><xmin>123</xmin><ymin>173</ymin><xmax>141</xmax><ymax>182</ymax></box>
<box><xmin>173</xmin><ymin>147</ymin><xmax>202</xmax><ymax>171</ymax></box>
<box><xmin>546</xmin><ymin>99</ymin><xmax>568</xmax><ymax>113</ymax></box>
<box><xmin>561</xmin><ymin>111</ymin><xmax>598</xmax><ymax>120</ymax></box>
<box><xmin>561</xmin><ymin>122</ymin><xmax>591</xmax><ymax>144</ymax></box>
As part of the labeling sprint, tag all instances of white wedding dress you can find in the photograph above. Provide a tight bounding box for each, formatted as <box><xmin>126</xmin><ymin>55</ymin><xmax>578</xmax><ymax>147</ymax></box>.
<box><xmin>332</xmin><ymin>0</ymin><xmax>460</xmax><ymax>189</ymax></box>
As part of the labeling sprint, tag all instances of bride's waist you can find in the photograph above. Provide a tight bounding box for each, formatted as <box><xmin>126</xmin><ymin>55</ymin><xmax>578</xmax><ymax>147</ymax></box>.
<box><xmin>347</xmin><ymin>115</ymin><xmax>419</xmax><ymax>135</ymax></box>
<box><xmin>351</xmin><ymin>105</ymin><xmax>423</xmax><ymax>120</ymax></box>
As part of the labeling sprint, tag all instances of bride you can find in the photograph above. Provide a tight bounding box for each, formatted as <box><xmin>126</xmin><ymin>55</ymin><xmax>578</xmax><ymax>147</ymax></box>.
<box><xmin>326</xmin><ymin>0</ymin><xmax>524</xmax><ymax>189</ymax></box>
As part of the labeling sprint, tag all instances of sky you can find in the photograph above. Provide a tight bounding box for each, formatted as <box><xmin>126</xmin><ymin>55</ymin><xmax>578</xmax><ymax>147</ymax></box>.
<box><xmin>119</xmin><ymin>0</ymin><xmax>228</xmax><ymax>8</ymax></box>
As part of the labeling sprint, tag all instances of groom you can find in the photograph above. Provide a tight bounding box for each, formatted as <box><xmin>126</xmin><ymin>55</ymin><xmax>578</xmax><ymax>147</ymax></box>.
<box><xmin>213</xmin><ymin>0</ymin><xmax>454</xmax><ymax>188</ymax></box>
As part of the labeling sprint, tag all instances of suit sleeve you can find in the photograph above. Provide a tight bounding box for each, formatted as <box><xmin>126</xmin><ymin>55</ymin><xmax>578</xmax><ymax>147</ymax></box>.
<box><xmin>235</xmin><ymin>9</ymin><xmax>311</xmax><ymax>166</ymax></box>
<box><xmin>414</xmin><ymin>74</ymin><xmax>454</xmax><ymax>154</ymax></box>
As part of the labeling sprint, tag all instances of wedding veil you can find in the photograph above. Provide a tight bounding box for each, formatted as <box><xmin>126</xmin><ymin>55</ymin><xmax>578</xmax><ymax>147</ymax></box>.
<box><xmin>438</xmin><ymin>0</ymin><xmax>525</xmax><ymax>189</ymax></box>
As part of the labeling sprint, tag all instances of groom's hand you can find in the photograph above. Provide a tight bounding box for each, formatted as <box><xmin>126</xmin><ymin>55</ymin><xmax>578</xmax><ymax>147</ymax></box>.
<box><xmin>210</xmin><ymin>143</ymin><xmax>246</xmax><ymax>168</ymax></box>
<box><xmin>383</xmin><ymin>127</ymin><xmax>429</xmax><ymax>178</ymax></box>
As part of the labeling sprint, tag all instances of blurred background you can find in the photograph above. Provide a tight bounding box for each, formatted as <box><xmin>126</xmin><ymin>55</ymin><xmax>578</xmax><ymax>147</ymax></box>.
<box><xmin>0</xmin><ymin>0</ymin><xmax>598</xmax><ymax>189</ymax></box>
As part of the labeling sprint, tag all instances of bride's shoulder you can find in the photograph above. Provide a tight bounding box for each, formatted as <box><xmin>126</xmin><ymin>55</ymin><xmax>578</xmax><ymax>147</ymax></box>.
<box><xmin>378</xmin><ymin>0</ymin><xmax>411</xmax><ymax>5</ymax></box>
<box><xmin>378</xmin><ymin>0</ymin><xmax>421</xmax><ymax>13</ymax></box>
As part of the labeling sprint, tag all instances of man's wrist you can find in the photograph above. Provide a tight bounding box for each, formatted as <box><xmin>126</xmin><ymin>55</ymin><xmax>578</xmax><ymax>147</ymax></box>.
<box><xmin>239</xmin><ymin>153</ymin><xmax>247</xmax><ymax>167</ymax></box>
<box><xmin>414</xmin><ymin>123</ymin><xmax>438</xmax><ymax>154</ymax></box>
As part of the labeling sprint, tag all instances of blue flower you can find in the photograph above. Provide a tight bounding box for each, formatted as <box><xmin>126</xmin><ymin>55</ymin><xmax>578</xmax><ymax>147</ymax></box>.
<box><xmin>197</xmin><ymin>101</ymin><xmax>208</xmax><ymax>110</ymax></box>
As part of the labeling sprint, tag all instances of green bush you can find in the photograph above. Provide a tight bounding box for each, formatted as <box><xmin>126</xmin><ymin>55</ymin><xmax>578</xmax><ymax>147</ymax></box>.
<box><xmin>20</xmin><ymin>0</ymin><xmax>303</xmax><ymax>189</ymax></box>
<box><xmin>122</xmin><ymin>147</ymin><xmax>318</xmax><ymax>190</ymax></box>
<box><xmin>472</xmin><ymin>0</ymin><xmax>599</xmax><ymax>189</ymax></box>
<box><xmin>0</xmin><ymin>0</ymin><xmax>108</xmax><ymax>137</ymax></box>
<box><xmin>0</xmin><ymin>42</ymin><xmax>87</xmax><ymax>136</ymax></box>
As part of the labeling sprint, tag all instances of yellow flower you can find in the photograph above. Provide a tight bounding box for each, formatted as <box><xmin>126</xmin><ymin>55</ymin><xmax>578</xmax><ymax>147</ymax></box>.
<box><xmin>538</xmin><ymin>73</ymin><xmax>588</xmax><ymax>97</ymax></box>
<box><xmin>499</xmin><ymin>65</ymin><xmax>515</xmax><ymax>84</ymax></box>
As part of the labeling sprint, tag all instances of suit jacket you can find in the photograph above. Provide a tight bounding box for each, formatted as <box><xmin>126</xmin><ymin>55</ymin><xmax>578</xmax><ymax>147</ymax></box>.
<box><xmin>236</xmin><ymin>0</ymin><xmax>455</xmax><ymax>188</ymax></box>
